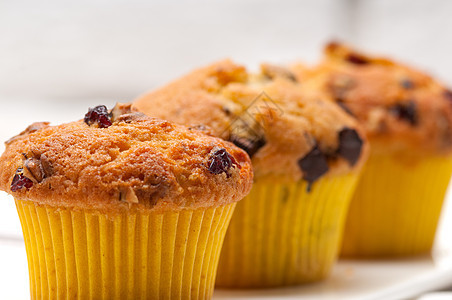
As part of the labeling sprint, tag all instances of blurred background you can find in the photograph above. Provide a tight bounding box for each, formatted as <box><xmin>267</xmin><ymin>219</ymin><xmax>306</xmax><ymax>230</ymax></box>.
<box><xmin>3</xmin><ymin>0</ymin><xmax>452</xmax><ymax>141</ymax></box>
<box><xmin>2</xmin><ymin>0</ymin><xmax>452</xmax><ymax>103</ymax></box>
<box><xmin>3</xmin><ymin>0</ymin><xmax>452</xmax><ymax>143</ymax></box>
<box><xmin>2</xmin><ymin>0</ymin><xmax>452</xmax><ymax>298</ymax></box>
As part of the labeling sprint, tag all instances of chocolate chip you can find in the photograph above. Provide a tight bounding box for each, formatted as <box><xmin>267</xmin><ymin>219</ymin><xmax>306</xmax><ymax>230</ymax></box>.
<box><xmin>207</xmin><ymin>148</ymin><xmax>237</xmax><ymax>177</ymax></box>
<box><xmin>346</xmin><ymin>54</ymin><xmax>368</xmax><ymax>65</ymax></box>
<box><xmin>400</xmin><ymin>79</ymin><xmax>415</xmax><ymax>89</ymax></box>
<box><xmin>84</xmin><ymin>105</ymin><xmax>112</xmax><ymax>128</ymax></box>
<box><xmin>337</xmin><ymin>128</ymin><xmax>363</xmax><ymax>166</ymax></box>
<box><xmin>11</xmin><ymin>168</ymin><xmax>34</xmax><ymax>192</ymax></box>
<box><xmin>230</xmin><ymin>135</ymin><xmax>266</xmax><ymax>157</ymax></box>
<box><xmin>298</xmin><ymin>145</ymin><xmax>329</xmax><ymax>192</ymax></box>
<box><xmin>390</xmin><ymin>100</ymin><xmax>418</xmax><ymax>125</ymax></box>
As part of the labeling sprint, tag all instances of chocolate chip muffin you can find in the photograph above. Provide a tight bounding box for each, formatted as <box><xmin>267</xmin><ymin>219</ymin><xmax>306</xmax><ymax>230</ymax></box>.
<box><xmin>292</xmin><ymin>42</ymin><xmax>452</xmax><ymax>257</ymax></box>
<box><xmin>134</xmin><ymin>60</ymin><xmax>369</xmax><ymax>287</ymax></box>
<box><xmin>0</xmin><ymin>103</ymin><xmax>252</xmax><ymax>299</ymax></box>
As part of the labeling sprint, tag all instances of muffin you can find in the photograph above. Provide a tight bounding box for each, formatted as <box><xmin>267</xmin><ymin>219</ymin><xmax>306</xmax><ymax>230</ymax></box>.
<box><xmin>291</xmin><ymin>42</ymin><xmax>452</xmax><ymax>257</ymax></box>
<box><xmin>0</xmin><ymin>103</ymin><xmax>252</xmax><ymax>299</ymax></box>
<box><xmin>133</xmin><ymin>60</ymin><xmax>369</xmax><ymax>287</ymax></box>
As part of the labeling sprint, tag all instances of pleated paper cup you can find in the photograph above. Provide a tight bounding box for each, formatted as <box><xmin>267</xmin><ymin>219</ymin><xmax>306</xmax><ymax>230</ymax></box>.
<box><xmin>341</xmin><ymin>152</ymin><xmax>452</xmax><ymax>257</ymax></box>
<box><xmin>15</xmin><ymin>200</ymin><xmax>235</xmax><ymax>300</ymax></box>
<box><xmin>215</xmin><ymin>173</ymin><xmax>359</xmax><ymax>288</ymax></box>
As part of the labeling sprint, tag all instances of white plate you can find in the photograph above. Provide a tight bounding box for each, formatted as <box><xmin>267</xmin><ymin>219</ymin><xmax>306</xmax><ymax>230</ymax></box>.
<box><xmin>1</xmin><ymin>187</ymin><xmax>452</xmax><ymax>300</ymax></box>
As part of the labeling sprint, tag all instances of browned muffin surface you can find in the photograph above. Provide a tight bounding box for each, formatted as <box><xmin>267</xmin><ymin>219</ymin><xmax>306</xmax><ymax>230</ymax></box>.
<box><xmin>291</xmin><ymin>42</ymin><xmax>452</xmax><ymax>156</ymax></box>
<box><xmin>0</xmin><ymin>104</ymin><xmax>253</xmax><ymax>212</ymax></box>
<box><xmin>134</xmin><ymin>60</ymin><xmax>368</xmax><ymax>183</ymax></box>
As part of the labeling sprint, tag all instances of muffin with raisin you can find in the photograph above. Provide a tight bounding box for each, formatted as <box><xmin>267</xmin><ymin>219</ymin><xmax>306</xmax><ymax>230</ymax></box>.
<box><xmin>0</xmin><ymin>103</ymin><xmax>252</xmax><ymax>299</ymax></box>
<box><xmin>133</xmin><ymin>61</ymin><xmax>369</xmax><ymax>287</ymax></box>
<box><xmin>292</xmin><ymin>42</ymin><xmax>452</xmax><ymax>257</ymax></box>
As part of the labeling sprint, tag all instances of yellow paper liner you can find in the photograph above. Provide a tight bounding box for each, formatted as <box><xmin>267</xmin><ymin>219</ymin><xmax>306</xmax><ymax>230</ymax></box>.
<box><xmin>15</xmin><ymin>200</ymin><xmax>235</xmax><ymax>299</ymax></box>
<box><xmin>342</xmin><ymin>153</ymin><xmax>452</xmax><ymax>257</ymax></box>
<box><xmin>215</xmin><ymin>173</ymin><xmax>358</xmax><ymax>288</ymax></box>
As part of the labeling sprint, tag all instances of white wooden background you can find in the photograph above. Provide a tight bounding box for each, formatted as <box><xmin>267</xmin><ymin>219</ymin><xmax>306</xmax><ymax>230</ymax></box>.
<box><xmin>1</xmin><ymin>1</ymin><xmax>452</xmax><ymax>298</ymax></box>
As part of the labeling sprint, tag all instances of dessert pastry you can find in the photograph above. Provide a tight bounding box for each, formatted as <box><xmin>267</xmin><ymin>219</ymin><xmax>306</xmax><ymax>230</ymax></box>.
<box><xmin>0</xmin><ymin>103</ymin><xmax>253</xmax><ymax>299</ymax></box>
<box><xmin>134</xmin><ymin>61</ymin><xmax>369</xmax><ymax>287</ymax></box>
<box><xmin>292</xmin><ymin>42</ymin><xmax>452</xmax><ymax>257</ymax></box>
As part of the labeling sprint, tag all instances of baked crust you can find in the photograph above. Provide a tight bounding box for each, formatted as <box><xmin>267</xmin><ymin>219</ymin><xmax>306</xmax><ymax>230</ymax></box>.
<box><xmin>133</xmin><ymin>60</ymin><xmax>368</xmax><ymax>182</ymax></box>
<box><xmin>292</xmin><ymin>42</ymin><xmax>452</xmax><ymax>156</ymax></box>
<box><xmin>0</xmin><ymin>106</ymin><xmax>253</xmax><ymax>212</ymax></box>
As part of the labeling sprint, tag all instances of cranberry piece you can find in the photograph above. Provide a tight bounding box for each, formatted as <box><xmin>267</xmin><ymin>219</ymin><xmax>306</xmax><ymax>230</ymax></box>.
<box><xmin>11</xmin><ymin>168</ymin><xmax>34</xmax><ymax>192</ymax></box>
<box><xmin>208</xmin><ymin>148</ymin><xmax>236</xmax><ymax>177</ymax></box>
<box><xmin>390</xmin><ymin>100</ymin><xmax>418</xmax><ymax>125</ymax></box>
<box><xmin>337</xmin><ymin>128</ymin><xmax>363</xmax><ymax>166</ymax></box>
<box><xmin>298</xmin><ymin>145</ymin><xmax>329</xmax><ymax>192</ymax></box>
<box><xmin>230</xmin><ymin>135</ymin><xmax>266</xmax><ymax>158</ymax></box>
<box><xmin>84</xmin><ymin>105</ymin><xmax>112</xmax><ymax>128</ymax></box>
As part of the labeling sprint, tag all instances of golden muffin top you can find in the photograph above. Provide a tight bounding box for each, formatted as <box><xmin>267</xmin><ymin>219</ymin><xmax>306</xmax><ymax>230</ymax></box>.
<box><xmin>292</xmin><ymin>42</ymin><xmax>452</xmax><ymax>156</ymax></box>
<box><xmin>0</xmin><ymin>104</ymin><xmax>253</xmax><ymax>212</ymax></box>
<box><xmin>133</xmin><ymin>60</ymin><xmax>368</xmax><ymax>187</ymax></box>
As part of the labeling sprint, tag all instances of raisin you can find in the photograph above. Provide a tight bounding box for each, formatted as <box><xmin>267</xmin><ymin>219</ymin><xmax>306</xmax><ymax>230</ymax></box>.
<box><xmin>84</xmin><ymin>105</ymin><xmax>112</xmax><ymax>128</ymax></box>
<box><xmin>11</xmin><ymin>168</ymin><xmax>34</xmax><ymax>192</ymax></box>
<box><xmin>337</xmin><ymin>128</ymin><xmax>363</xmax><ymax>166</ymax></box>
<box><xmin>346</xmin><ymin>54</ymin><xmax>368</xmax><ymax>65</ymax></box>
<box><xmin>400</xmin><ymin>79</ymin><xmax>415</xmax><ymax>89</ymax></box>
<box><xmin>230</xmin><ymin>135</ymin><xmax>266</xmax><ymax>157</ymax></box>
<box><xmin>390</xmin><ymin>101</ymin><xmax>418</xmax><ymax>125</ymax></box>
<box><xmin>298</xmin><ymin>145</ymin><xmax>329</xmax><ymax>192</ymax></box>
<box><xmin>208</xmin><ymin>148</ymin><xmax>236</xmax><ymax>177</ymax></box>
